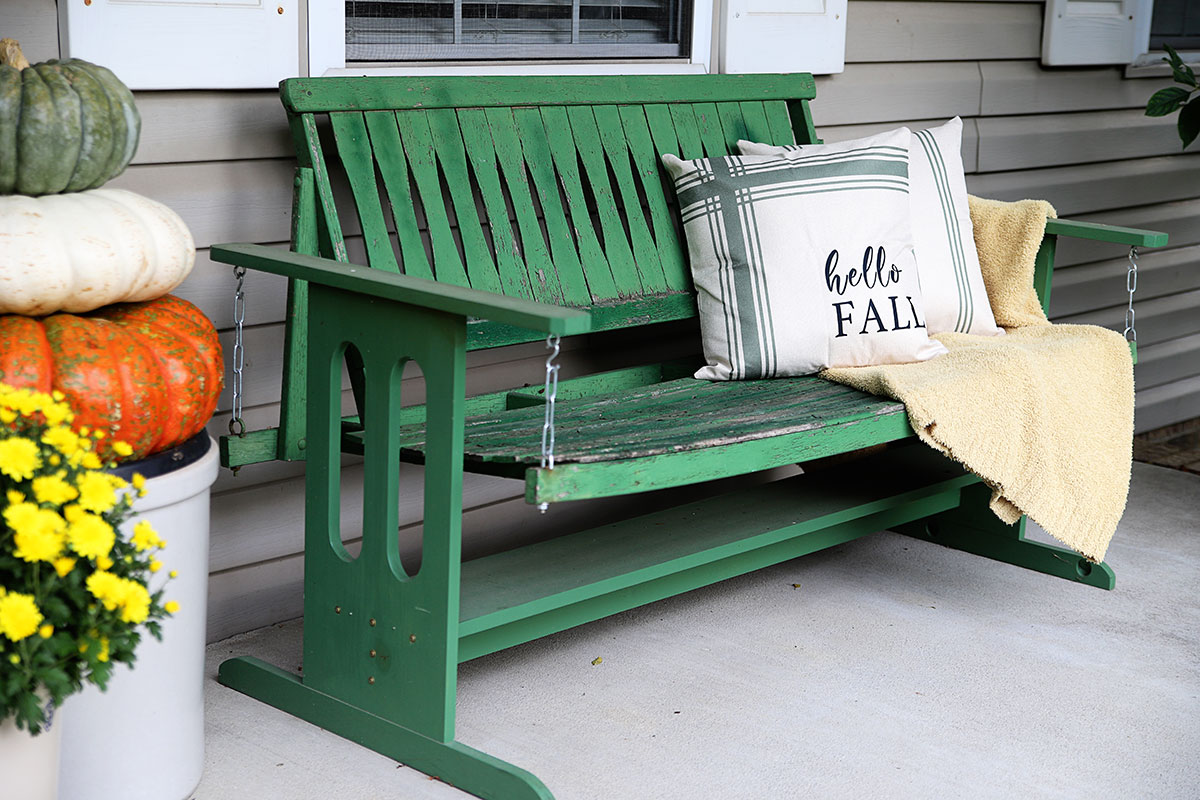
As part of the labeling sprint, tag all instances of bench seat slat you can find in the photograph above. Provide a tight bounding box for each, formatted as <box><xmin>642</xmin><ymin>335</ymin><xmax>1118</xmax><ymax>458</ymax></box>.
<box><xmin>363</xmin><ymin>111</ymin><xmax>434</xmax><ymax>280</ymax></box>
<box><xmin>389</xmin><ymin>377</ymin><xmax>905</xmax><ymax>466</ymax></box>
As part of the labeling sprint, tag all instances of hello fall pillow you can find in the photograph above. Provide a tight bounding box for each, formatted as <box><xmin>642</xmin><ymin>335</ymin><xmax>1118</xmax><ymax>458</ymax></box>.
<box><xmin>661</xmin><ymin>128</ymin><xmax>947</xmax><ymax>380</ymax></box>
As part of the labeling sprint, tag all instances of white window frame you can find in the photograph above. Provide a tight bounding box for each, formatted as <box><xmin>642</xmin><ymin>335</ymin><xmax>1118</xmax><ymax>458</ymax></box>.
<box><xmin>310</xmin><ymin>0</ymin><xmax>715</xmax><ymax>77</ymax></box>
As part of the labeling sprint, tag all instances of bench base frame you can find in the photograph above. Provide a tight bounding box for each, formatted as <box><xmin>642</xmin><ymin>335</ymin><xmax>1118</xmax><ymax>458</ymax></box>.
<box><xmin>218</xmin><ymin>443</ymin><xmax>1113</xmax><ymax>799</ymax></box>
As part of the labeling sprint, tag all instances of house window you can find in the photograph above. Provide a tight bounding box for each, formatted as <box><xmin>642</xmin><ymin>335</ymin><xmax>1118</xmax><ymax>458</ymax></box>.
<box><xmin>344</xmin><ymin>0</ymin><xmax>692</xmax><ymax>61</ymax></box>
<box><xmin>1149</xmin><ymin>0</ymin><xmax>1200</xmax><ymax>50</ymax></box>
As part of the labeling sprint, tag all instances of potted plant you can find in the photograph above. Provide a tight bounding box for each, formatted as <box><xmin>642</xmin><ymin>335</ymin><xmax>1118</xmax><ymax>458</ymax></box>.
<box><xmin>0</xmin><ymin>384</ymin><xmax>174</xmax><ymax>799</ymax></box>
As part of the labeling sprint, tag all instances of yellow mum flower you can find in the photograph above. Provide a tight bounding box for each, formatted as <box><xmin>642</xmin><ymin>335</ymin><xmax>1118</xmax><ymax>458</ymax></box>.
<box><xmin>80</xmin><ymin>452</ymin><xmax>103</xmax><ymax>471</ymax></box>
<box><xmin>67</xmin><ymin>513</ymin><xmax>116</xmax><ymax>560</ymax></box>
<box><xmin>32</xmin><ymin>473</ymin><xmax>79</xmax><ymax>506</ymax></box>
<box><xmin>164</xmin><ymin>600</ymin><xmax>180</xmax><ymax>614</ymax></box>
<box><xmin>6</xmin><ymin>489</ymin><xmax>25</xmax><ymax>505</ymax></box>
<box><xmin>12</xmin><ymin>509</ymin><xmax>66</xmax><ymax>563</ymax></box>
<box><xmin>0</xmin><ymin>592</ymin><xmax>43</xmax><ymax>642</ymax></box>
<box><xmin>76</xmin><ymin>471</ymin><xmax>117</xmax><ymax>514</ymax></box>
<box><xmin>131</xmin><ymin>473</ymin><xmax>146</xmax><ymax>491</ymax></box>
<box><xmin>97</xmin><ymin>637</ymin><xmax>110</xmax><ymax>663</ymax></box>
<box><xmin>168</xmin><ymin>570</ymin><xmax>178</xmax><ymax>579</ymax></box>
<box><xmin>8</xmin><ymin>654</ymin><xmax>18</xmax><ymax>665</ymax></box>
<box><xmin>131</xmin><ymin>520</ymin><xmax>163</xmax><ymax>552</ymax></box>
<box><xmin>96</xmin><ymin>554</ymin><xmax>114</xmax><ymax>570</ymax></box>
<box><xmin>38</xmin><ymin>623</ymin><xmax>54</xmax><ymax>638</ymax></box>
<box><xmin>0</xmin><ymin>436</ymin><xmax>41</xmax><ymax>481</ymax></box>
<box><xmin>0</xmin><ymin>408</ymin><xmax>15</xmax><ymax>424</ymax></box>
<box><xmin>149</xmin><ymin>560</ymin><xmax>162</xmax><ymax>573</ymax></box>
<box><xmin>119</xmin><ymin>583</ymin><xmax>151</xmax><ymax>624</ymax></box>
<box><xmin>111</xmin><ymin>441</ymin><xmax>133</xmax><ymax>457</ymax></box>
<box><xmin>86</xmin><ymin>571</ymin><xmax>127</xmax><ymax>611</ymax></box>
<box><xmin>42</xmin><ymin>426</ymin><xmax>82</xmax><ymax>457</ymax></box>
<box><xmin>53</xmin><ymin>556</ymin><xmax>77</xmax><ymax>578</ymax></box>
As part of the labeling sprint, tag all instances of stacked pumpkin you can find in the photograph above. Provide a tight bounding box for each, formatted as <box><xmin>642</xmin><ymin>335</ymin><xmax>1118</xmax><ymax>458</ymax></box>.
<box><xmin>0</xmin><ymin>38</ymin><xmax>222</xmax><ymax>462</ymax></box>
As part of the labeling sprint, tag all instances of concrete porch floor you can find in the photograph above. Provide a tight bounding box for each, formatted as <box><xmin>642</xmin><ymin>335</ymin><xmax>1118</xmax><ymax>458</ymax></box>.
<box><xmin>196</xmin><ymin>461</ymin><xmax>1199</xmax><ymax>800</ymax></box>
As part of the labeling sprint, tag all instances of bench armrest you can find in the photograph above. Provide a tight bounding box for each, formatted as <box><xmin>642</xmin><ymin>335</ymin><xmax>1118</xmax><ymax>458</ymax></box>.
<box><xmin>211</xmin><ymin>243</ymin><xmax>592</xmax><ymax>337</ymax></box>
<box><xmin>1045</xmin><ymin>218</ymin><xmax>1168</xmax><ymax>248</ymax></box>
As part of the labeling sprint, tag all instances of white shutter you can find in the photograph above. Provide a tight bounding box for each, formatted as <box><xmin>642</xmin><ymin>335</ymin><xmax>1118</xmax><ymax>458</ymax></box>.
<box><xmin>719</xmin><ymin>0</ymin><xmax>847</xmax><ymax>75</ymax></box>
<box><xmin>1042</xmin><ymin>0</ymin><xmax>1154</xmax><ymax>65</ymax></box>
<box><xmin>58</xmin><ymin>0</ymin><xmax>300</xmax><ymax>90</ymax></box>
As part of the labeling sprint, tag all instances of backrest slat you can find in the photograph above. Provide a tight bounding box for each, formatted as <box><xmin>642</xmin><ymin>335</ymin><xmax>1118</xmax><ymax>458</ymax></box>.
<box><xmin>427</xmin><ymin>109</ymin><xmax>506</xmax><ymax>295</ymax></box>
<box><xmin>563</xmin><ymin>106</ymin><xmax>644</xmax><ymax>297</ymax></box>
<box><xmin>394</xmin><ymin>111</ymin><xmax>471</xmax><ymax>287</ymax></box>
<box><xmin>667</xmin><ymin>105</ymin><xmax>705</xmax><ymax>160</ymax></box>
<box><xmin>511</xmin><ymin>108</ymin><xmax>593</xmax><ymax>306</ymax></box>
<box><xmin>691</xmin><ymin>103</ymin><xmax>729</xmax><ymax>157</ymax></box>
<box><xmin>363</xmin><ymin>111</ymin><xmax>434</xmax><ymax>280</ymax></box>
<box><xmin>538</xmin><ymin>106</ymin><xmax>620</xmax><ymax>302</ymax></box>
<box><xmin>330</xmin><ymin>112</ymin><xmax>401</xmax><ymax>273</ymax></box>
<box><xmin>715</xmin><ymin>102</ymin><xmax>752</xmax><ymax>148</ymax></box>
<box><xmin>457</xmin><ymin>108</ymin><xmax>535</xmax><ymax>300</ymax></box>
<box><xmin>283</xmin><ymin>74</ymin><xmax>818</xmax><ymax>352</ymax></box>
<box><xmin>737</xmin><ymin>101</ymin><xmax>775</xmax><ymax>144</ymax></box>
<box><xmin>617</xmin><ymin>105</ymin><xmax>688</xmax><ymax>291</ymax></box>
<box><xmin>593</xmin><ymin>105</ymin><xmax>667</xmax><ymax>294</ymax></box>
<box><xmin>762</xmin><ymin>101</ymin><xmax>796</xmax><ymax>145</ymax></box>
<box><xmin>299</xmin><ymin>114</ymin><xmax>350</xmax><ymax>263</ymax></box>
<box><xmin>484</xmin><ymin>107</ymin><xmax>565</xmax><ymax>305</ymax></box>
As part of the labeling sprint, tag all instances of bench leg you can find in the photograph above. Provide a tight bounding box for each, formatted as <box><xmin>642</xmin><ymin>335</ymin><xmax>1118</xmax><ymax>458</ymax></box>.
<box><xmin>218</xmin><ymin>658</ymin><xmax>552</xmax><ymax>799</ymax></box>
<box><xmin>896</xmin><ymin>483</ymin><xmax>1116</xmax><ymax>590</ymax></box>
<box><xmin>218</xmin><ymin>289</ymin><xmax>554</xmax><ymax>799</ymax></box>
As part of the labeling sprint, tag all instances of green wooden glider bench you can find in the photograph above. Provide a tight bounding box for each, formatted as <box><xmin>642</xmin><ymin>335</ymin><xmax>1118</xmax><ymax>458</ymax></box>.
<box><xmin>211</xmin><ymin>73</ymin><xmax>1167</xmax><ymax>799</ymax></box>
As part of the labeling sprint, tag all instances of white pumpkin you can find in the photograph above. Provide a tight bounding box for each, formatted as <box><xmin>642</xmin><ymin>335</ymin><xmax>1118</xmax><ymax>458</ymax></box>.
<box><xmin>0</xmin><ymin>188</ymin><xmax>195</xmax><ymax>315</ymax></box>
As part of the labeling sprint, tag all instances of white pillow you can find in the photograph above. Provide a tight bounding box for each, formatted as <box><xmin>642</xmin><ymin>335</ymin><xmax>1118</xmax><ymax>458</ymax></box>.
<box><xmin>661</xmin><ymin>128</ymin><xmax>947</xmax><ymax>380</ymax></box>
<box><xmin>738</xmin><ymin>118</ymin><xmax>1003</xmax><ymax>337</ymax></box>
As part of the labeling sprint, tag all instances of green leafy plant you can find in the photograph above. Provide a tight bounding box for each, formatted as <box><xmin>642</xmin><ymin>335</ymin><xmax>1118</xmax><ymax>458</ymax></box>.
<box><xmin>1146</xmin><ymin>44</ymin><xmax>1200</xmax><ymax>150</ymax></box>
<box><xmin>0</xmin><ymin>383</ymin><xmax>176</xmax><ymax>734</ymax></box>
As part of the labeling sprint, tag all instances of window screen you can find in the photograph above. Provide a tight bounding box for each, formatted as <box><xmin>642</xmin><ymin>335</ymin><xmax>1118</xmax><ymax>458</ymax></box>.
<box><xmin>346</xmin><ymin>0</ymin><xmax>691</xmax><ymax>61</ymax></box>
<box><xmin>1150</xmin><ymin>0</ymin><xmax>1200</xmax><ymax>51</ymax></box>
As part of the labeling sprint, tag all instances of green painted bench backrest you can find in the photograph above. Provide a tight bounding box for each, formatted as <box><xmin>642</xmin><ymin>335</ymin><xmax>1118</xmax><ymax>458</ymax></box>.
<box><xmin>281</xmin><ymin>73</ymin><xmax>819</xmax><ymax>351</ymax></box>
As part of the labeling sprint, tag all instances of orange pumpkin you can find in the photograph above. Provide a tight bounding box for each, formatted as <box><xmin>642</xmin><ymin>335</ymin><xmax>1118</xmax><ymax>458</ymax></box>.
<box><xmin>0</xmin><ymin>294</ymin><xmax>222</xmax><ymax>461</ymax></box>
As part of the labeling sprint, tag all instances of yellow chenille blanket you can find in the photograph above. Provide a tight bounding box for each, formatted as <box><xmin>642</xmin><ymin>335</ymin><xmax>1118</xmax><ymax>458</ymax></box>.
<box><xmin>822</xmin><ymin>196</ymin><xmax>1135</xmax><ymax>562</ymax></box>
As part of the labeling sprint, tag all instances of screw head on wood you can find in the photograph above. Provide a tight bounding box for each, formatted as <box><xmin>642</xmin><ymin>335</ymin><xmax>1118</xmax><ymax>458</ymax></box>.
<box><xmin>369</xmin><ymin>649</ymin><xmax>377</xmax><ymax>658</ymax></box>
<box><xmin>334</xmin><ymin>606</ymin><xmax>341</xmax><ymax>614</ymax></box>
<box><xmin>368</xmin><ymin>676</ymin><xmax>375</xmax><ymax>685</ymax></box>
<box><xmin>369</xmin><ymin>618</ymin><xmax>377</xmax><ymax>627</ymax></box>
<box><xmin>409</xmin><ymin>634</ymin><xmax>417</xmax><ymax>643</ymax></box>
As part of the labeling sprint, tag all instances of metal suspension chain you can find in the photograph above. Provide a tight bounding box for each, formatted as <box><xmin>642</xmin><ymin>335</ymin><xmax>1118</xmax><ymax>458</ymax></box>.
<box><xmin>1123</xmin><ymin>246</ymin><xmax>1139</xmax><ymax>343</ymax></box>
<box><xmin>229</xmin><ymin>265</ymin><xmax>247</xmax><ymax>437</ymax></box>
<box><xmin>538</xmin><ymin>334</ymin><xmax>562</xmax><ymax>514</ymax></box>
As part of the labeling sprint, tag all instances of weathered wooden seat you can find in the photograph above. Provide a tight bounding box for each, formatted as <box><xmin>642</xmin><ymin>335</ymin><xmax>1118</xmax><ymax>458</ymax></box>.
<box><xmin>210</xmin><ymin>73</ymin><xmax>1166</xmax><ymax>800</ymax></box>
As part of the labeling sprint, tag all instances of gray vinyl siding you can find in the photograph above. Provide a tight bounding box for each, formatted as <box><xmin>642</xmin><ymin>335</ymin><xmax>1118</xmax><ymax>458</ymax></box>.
<box><xmin>9</xmin><ymin>0</ymin><xmax>1200</xmax><ymax>640</ymax></box>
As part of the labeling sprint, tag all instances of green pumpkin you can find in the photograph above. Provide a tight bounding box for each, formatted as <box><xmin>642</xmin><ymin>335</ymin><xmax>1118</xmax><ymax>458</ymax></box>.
<box><xmin>0</xmin><ymin>37</ymin><xmax>140</xmax><ymax>196</ymax></box>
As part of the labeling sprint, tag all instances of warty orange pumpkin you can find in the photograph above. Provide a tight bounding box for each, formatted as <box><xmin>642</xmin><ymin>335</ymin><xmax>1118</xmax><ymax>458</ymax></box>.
<box><xmin>0</xmin><ymin>294</ymin><xmax>222</xmax><ymax>461</ymax></box>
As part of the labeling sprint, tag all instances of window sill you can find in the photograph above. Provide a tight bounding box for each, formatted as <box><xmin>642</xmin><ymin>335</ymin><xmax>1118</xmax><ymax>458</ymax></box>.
<box><xmin>321</xmin><ymin>60</ymin><xmax>709</xmax><ymax>78</ymax></box>
<box><xmin>1125</xmin><ymin>50</ymin><xmax>1200</xmax><ymax>78</ymax></box>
